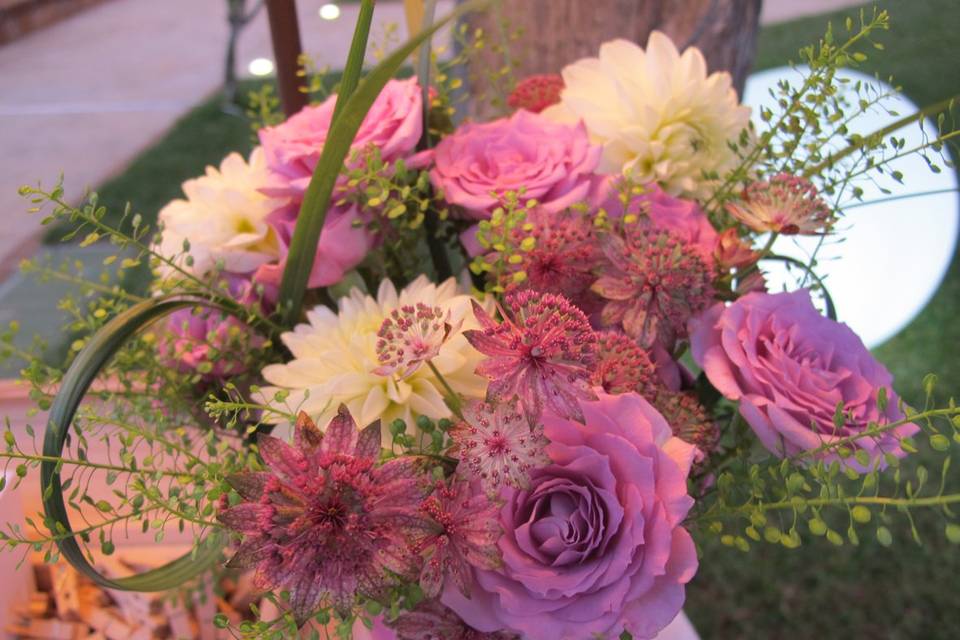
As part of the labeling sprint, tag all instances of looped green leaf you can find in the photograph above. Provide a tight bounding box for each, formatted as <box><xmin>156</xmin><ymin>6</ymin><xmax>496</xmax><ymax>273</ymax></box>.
<box><xmin>41</xmin><ymin>294</ymin><xmax>233</xmax><ymax>591</ymax></box>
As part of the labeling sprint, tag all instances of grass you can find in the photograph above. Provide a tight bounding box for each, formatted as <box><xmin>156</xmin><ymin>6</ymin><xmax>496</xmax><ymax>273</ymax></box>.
<box><xmin>36</xmin><ymin>1</ymin><xmax>960</xmax><ymax>637</ymax></box>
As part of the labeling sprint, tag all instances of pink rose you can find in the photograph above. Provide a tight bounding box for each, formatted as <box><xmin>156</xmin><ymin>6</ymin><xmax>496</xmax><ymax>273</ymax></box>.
<box><xmin>252</xmin><ymin>202</ymin><xmax>374</xmax><ymax>289</ymax></box>
<box><xmin>443</xmin><ymin>391</ymin><xmax>698</xmax><ymax>640</ymax></box>
<box><xmin>690</xmin><ymin>289</ymin><xmax>918</xmax><ymax>468</ymax></box>
<box><xmin>428</xmin><ymin>110</ymin><xmax>605</xmax><ymax>220</ymax></box>
<box><xmin>256</xmin><ymin>78</ymin><xmax>423</xmax><ymax>287</ymax></box>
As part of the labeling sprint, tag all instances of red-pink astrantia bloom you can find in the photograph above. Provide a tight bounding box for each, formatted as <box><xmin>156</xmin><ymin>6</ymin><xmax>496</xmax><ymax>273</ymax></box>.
<box><xmin>593</xmin><ymin>225</ymin><xmax>714</xmax><ymax>348</ymax></box>
<box><xmin>427</xmin><ymin>109</ymin><xmax>604</xmax><ymax>220</ymax></box>
<box><xmin>464</xmin><ymin>291</ymin><xmax>598</xmax><ymax>423</ymax></box>
<box><xmin>417</xmin><ymin>479</ymin><xmax>502</xmax><ymax>597</ymax></box>
<box><xmin>502</xmin><ymin>207</ymin><xmax>600</xmax><ymax>306</ymax></box>
<box><xmin>450</xmin><ymin>401</ymin><xmax>549</xmax><ymax>492</ymax></box>
<box><xmin>726</xmin><ymin>173</ymin><xmax>834</xmax><ymax>235</ymax></box>
<box><xmin>442</xmin><ymin>391</ymin><xmax>699</xmax><ymax>640</ymax></box>
<box><xmin>507</xmin><ymin>74</ymin><xmax>564</xmax><ymax>114</ymax></box>
<box><xmin>374</xmin><ymin>303</ymin><xmax>460</xmax><ymax>379</ymax></box>
<box><xmin>690</xmin><ymin>289</ymin><xmax>918</xmax><ymax>470</ymax></box>
<box><xmin>591</xmin><ymin>330</ymin><xmax>661</xmax><ymax>398</ymax></box>
<box><xmin>594</xmin><ymin>185</ymin><xmax>718</xmax><ymax>347</ymax></box>
<box><xmin>217</xmin><ymin>409</ymin><xmax>429</xmax><ymax>625</ymax></box>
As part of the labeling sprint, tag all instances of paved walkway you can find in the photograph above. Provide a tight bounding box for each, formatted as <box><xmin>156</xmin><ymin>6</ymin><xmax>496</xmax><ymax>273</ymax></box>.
<box><xmin>0</xmin><ymin>0</ymin><xmax>457</xmax><ymax>278</ymax></box>
<box><xmin>0</xmin><ymin>0</ymin><xmax>868</xmax><ymax>286</ymax></box>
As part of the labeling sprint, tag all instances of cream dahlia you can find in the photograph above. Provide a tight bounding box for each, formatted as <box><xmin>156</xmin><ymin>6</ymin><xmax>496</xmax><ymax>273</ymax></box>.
<box><xmin>156</xmin><ymin>148</ymin><xmax>282</xmax><ymax>282</ymax></box>
<box><xmin>543</xmin><ymin>33</ymin><xmax>752</xmax><ymax>198</ymax></box>
<box><xmin>259</xmin><ymin>276</ymin><xmax>489</xmax><ymax>440</ymax></box>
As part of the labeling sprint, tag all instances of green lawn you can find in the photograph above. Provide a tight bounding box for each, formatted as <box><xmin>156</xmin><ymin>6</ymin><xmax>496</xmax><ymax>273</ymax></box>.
<box><xmin>40</xmin><ymin>1</ymin><xmax>960</xmax><ymax>637</ymax></box>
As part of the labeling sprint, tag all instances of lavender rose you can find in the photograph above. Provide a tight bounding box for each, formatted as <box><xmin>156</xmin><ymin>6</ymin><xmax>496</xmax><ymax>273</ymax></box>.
<box><xmin>690</xmin><ymin>289</ymin><xmax>918</xmax><ymax>468</ymax></box>
<box><xmin>443</xmin><ymin>391</ymin><xmax>699</xmax><ymax>640</ymax></box>
<box><xmin>428</xmin><ymin>109</ymin><xmax>605</xmax><ymax>220</ymax></box>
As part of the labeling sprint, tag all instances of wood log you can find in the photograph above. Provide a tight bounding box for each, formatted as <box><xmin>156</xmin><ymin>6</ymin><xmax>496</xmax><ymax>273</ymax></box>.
<box><xmin>461</xmin><ymin>0</ymin><xmax>762</xmax><ymax>117</ymax></box>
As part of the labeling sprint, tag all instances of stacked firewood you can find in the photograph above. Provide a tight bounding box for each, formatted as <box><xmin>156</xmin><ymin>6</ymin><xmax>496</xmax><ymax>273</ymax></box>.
<box><xmin>6</xmin><ymin>550</ymin><xmax>268</xmax><ymax>640</ymax></box>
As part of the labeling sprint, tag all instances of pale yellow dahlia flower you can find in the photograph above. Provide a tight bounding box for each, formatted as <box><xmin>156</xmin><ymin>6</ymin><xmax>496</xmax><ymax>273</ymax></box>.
<box><xmin>543</xmin><ymin>32</ymin><xmax>752</xmax><ymax>199</ymax></box>
<box><xmin>156</xmin><ymin>147</ymin><xmax>281</xmax><ymax>281</ymax></box>
<box><xmin>259</xmin><ymin>276</ymin><xmax>489</xmax><ymax>440</ymax></box>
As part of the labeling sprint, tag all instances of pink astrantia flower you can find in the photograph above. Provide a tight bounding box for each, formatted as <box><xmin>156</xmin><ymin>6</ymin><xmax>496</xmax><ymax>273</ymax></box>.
<box><xmin>593</xmin><ymin>225</ymin><xmax>715</xmax><ymax>348</ymax></box>
<box><xmin>464</xmin><ymin>291</ymin><xmax>598</xmax><ymax>423</ymax></box>
<box><xmin>502</xmin><ymin>207</ymin><xmax>600</xmax><ymax>307</ymax></box>
<box><xmin>217</xmin><ymin>409</ymin><xmax>429</xmax><ymax>625</ymax></box>
<box><xmin>255</xmin><ymin>78</ymin><xmax>423</xmax><ymax>288</ymax></box>
<box><xmin>507</xmin><ymin>74</ymin><xmax>565</xmax><ymax>114</ymax></box>
<box><xmin>689</xmin><ymin>289</ymin><xmax>919</xmax><ymax>470</ymax></box>
<box><xmin>416</xmin><ymin>479</ymin><xmax>502</xmax><ymax>597</ymax></box>
<box><xmin>449</xmin><ymin>400</ymin><xmax>549</xmax><ymax>492</ymax></box>
<box><xmin>427</xmin><ymin>109</ymin><xmax>604</xmax><ymax>220</ymax></box>
<box><xmin>374</xmin><ymin>303</ymin><xmax>460</xmax><ymax>379</ymax></box>
<box><xmin>442</xmin><ymin>391</ymin><xmax>699</xmax><ymax>640</ymax></box>
<box><xmin>591</xmin><ymin>330</ymin><xmax>661</xmax><ymax>397</ymax></box>
<box><xmin>653</xmin><ymin>390</ymin><xmax>720</xmax><ymax>465</ymax></box>
<box><xmin>726</xmin><ymin>173</ymin><xmax>834</xmax><ymax>235</ymax></box>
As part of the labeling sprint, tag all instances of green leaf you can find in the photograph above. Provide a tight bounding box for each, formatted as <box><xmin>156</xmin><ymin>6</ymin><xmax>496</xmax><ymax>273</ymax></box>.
<box><xmin>946</xmin><ymin>523</ymin><xmax>960</xmax><ymax>544</ymax></box>
<box><xmin>876</xmin><ymin>526</ymin><xmax>893</xmax><ymax>547</ymax></box>
<box><xmin>330</xmin><ymin>0</ymin><xmax>375</xmax><ymax>126</ymax></box>
<box><xmin>40</xmin><ymin>294</ymin><xmax>231</xmax><ymax>591</ymax></box>
<box><xmin>930</xmin><ymin>434</ymin><xmax>950</xmax><ymax>452</ymax></box>
<box><xmin>277</xmin><ymin>0</ymin><xmax>490</xmax><ymax>325</ymax></box>
<box><xmin>851</xmin><ymin>505</ymin><xmax>871</xmax><ymax>523</ymax></box>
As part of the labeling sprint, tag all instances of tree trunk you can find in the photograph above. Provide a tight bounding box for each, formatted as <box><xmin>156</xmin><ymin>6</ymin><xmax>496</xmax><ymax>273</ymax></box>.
<box><xmin>462</xmin><ymin>0</ymin><xmax>762</xmax><ymax>117</ymax></box>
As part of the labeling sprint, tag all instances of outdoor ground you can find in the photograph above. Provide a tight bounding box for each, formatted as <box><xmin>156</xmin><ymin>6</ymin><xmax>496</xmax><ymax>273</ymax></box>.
<box><xmin>2</xmin><ymin>0</ymin><xmax>959</xmax><ymax>637</ymax></box>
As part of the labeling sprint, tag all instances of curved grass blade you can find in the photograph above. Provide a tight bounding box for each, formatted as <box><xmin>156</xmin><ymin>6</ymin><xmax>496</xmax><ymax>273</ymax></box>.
<box><xmin>41</xmin><ymin>294</ymin><xmax>232</xmax><ymax>591</ymax></box>
<box><xmin>277</xmin><ymin>0</ymin><xmax>489</xmax><ymax>326</ymax></box>
<box><xmin>762</xmin><ymin>254</ymin><xmax>838</xmax><ymax>320</ymax></box>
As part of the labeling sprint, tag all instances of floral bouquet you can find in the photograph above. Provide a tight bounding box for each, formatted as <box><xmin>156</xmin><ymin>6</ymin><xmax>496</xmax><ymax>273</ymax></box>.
<box><xmin>3</xmin><ymin>2</ymin><xmax>959</xmax><ymax>639</ymax></box>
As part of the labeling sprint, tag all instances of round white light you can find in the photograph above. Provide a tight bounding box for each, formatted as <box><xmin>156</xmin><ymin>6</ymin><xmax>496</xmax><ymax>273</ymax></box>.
<box><xmin>247</xmin><ymin>57</ymin><xmax>275</xmax><ymax>77</ymax></box>
<box><xmin>743</xmin><ymin>66</ymin><xmax>959</xmax><ymax>348</ymax></box>
<box><xmin>319</xmin><ymin>3</ymin><xmax>341</xmax><ymax>20</ymax></box>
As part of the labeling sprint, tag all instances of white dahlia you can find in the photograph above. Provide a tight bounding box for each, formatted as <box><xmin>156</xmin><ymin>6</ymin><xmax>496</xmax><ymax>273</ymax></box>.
<box><xmin>543</xmin><ymin>32</ymin><xmax>752</xmax><ymax>199</ymax></box>
<box><xmin>156</xmin><ymin>147</ymin><xmax>281</xmax><ymax>281</ymax></box>
<box><xmin>259</xmin><ymin>276</ymin><xmax>489</xmax><ymax>440</ymax></box>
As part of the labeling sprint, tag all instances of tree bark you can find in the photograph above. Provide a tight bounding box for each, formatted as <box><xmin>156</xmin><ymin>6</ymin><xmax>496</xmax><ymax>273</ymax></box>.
<box><xmin>462</xmin><ymin>0</ymin><xmax>762</xmax><ymax>116</ymax></box>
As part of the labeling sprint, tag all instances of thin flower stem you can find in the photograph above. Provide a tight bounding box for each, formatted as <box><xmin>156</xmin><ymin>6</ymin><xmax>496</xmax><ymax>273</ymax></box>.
<box><xmin>791</xmin><ymin>407</ymin><xmax>958</xmax><ymax>461</ymax></box>
<box><xmin>755</xmin><ymin>493</ymin><xmax>960</xmax><ymax>514</ymax></box>
<box><xmin>0</xmin><ymin>451</ymin><xmax>186</xmax><ymax>478</ymax></box>
<box><xmin>426</xmin><ymin>360</ymin><xmax>463</xmax><ymax>420</ymax></box>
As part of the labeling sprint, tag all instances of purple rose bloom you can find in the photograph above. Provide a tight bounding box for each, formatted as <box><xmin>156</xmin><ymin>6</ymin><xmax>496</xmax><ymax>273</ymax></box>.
<box><xmin>443</xmin><ymin>391</ymin><xmax>699</xmax><ymax>640</ymax></box>
<box><xmin>428</xmin><ymin>109</ymin><xmax>605</xmax><ymax>220</ymax></box>
<box><xmin>690</xmin><ymin>289</ymin><xmax>918</xmax><ymax>468</ymax></box>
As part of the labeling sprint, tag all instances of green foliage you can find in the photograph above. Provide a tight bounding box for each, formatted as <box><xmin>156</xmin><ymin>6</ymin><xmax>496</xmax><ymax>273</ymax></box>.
<box><xmin>468</xmin><ymin>191</ymin><xmax>535</xmax><ymax>293</ymax></box>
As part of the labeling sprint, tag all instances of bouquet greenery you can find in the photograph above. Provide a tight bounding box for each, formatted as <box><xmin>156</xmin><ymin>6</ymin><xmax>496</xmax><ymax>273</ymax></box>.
<box><xmin>2</xmin><ymin>2</ymin><xmax>959</xmax><ymax>638</ymax></box>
